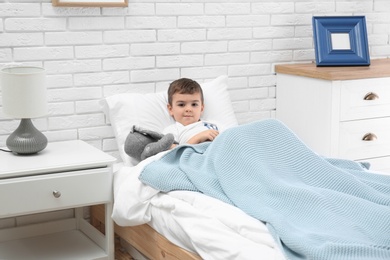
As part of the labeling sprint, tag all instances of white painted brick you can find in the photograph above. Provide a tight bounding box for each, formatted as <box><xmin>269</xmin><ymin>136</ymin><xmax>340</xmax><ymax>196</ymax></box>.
<box><xmin>205</xmin><ymin>3</ymin><xmax>250</xmax><ymax>15</ymax></box>
<box><xmin>295</xmin><ymin>2</ymin><xmax>335</xmax><ymax>14</ymax></box>
<box><xmin>251</xmin><ymin>50</ymin><xmax>293</xmax><ymax>63</ymax></box>
<box><xmin>371</xmin><ymin>45</ymin><xmax>390</xmax><ymax>56</ymax></box>
<box><xmin>0</xmin><ymin>48</ymin><xmax>12</xmax><ymax>62</ymax></box>
<box><xmin>0</xmin><ymin>3</ymin><xmax>40</xmax><ymax>16</ymax></box>
<box><xmin>44</xmin><ymin>129</ymin><xmax>78</xmax><ymax>142</ymax></box>
<box><xmin>156</xmin><ymin>3</ymin><xmax>204</xmax><ymax>15</ymax></box>
<box><xmin>125</xmin><ymin>3</ymin><xmax>155</xmax><ymax>16</ymax></box>
<box><xmin>74</xmin><ymin>71</ymin><xmax>129</xmax><ymax>86</ymax></box>
<box><xmin>48</xmin><ymin>87</ymin><xmax>102</xmax><ymax>102</ymax></box>
<box><xmin>103</xmin><ymin>82</ymin><xmax>155</xmax><ymax>96</ymax></box>
<box><xmin>336</xmin><ymin>1</ymin><xmax>373</xmax><ymax>13</ymax></box>
<box><xmin>102</xmin><ymin>138</ymin><xmax>118</xmax><ymax>151</ymax></box>
<box><xmin>228</xmin><ymin>64</ymin><xmax>271</xmax><ymax>77</ymax></box>
<box><xmin>76</xmin><ymin>100</ymin><xmax>102</xmax><ymax>114</ymax></box>
<box><xmin>229</xmin><ymin>88</ymin><xmax>269</xmax><ymax>101</ymax></box>
<box><xmin>252</xmin><ymin>2</ymin><xmax>294</xmax><ymax>14</ymax></box>
<box><xmin>295</xmin><ymin>26</ymin><xmax>313</xmax><ymax>38</ymax></box>
<box><xmin>205</xmin><ymin>53</ymin><xmax>250</xmax><ymax>66</ymax></box>
<box><xmin>226</xmin><ymin>15</ymin><xmax>269</xmax><ymax>27</ymax></box>
<box><xmin>158</xmin><ymin>29</ymin><xmax>206</xmax><ymax>42</ymax></box>
<box><xmin>45</xmin><ymin>59</ymin><xmax>102</xmax><ymax>74</ymax></box>
<box><xmin>0</xmin><ymin>33</ymin><xmax>43</xmax><ymax>47</ymax></box>
<box><xmin>248</xmin><ymin>75</ymin><xmax>276</xmax><ymax>88</ymax></box>
<box><xmin>157</xmin><ymin>54</ymin><xmax>203</xmax><ymax>68</ymax></box>
<box><xmin>207</xmin><ymin>28</ymin><xmax>252</xmax><ymax>40</ymax></box>
<box><xmin>232</xmin><ymin>100</ymin><xmax>249</xmax><ymax>113</ymax></box>
<box><xmin>49</xmin><ymin>114</ymin><xmax>105</xmax><ymax>130</ymax></box>
<box><xmin>43</xmin><ymin>4</ymin><xmax>100</xmax><ymax>16</ymax></box>
<box><xmin>229</xmin><ymin>40</ymin><xmax>272</xmax><ymax>52</ymax></box>
<box><xmin>253</xmin><ymin>26</ymin><xmax>294</xmax><ymax>39</ymax></box>
<box><xmin>104</xmin><ymin>30</ymin><xmax>156</xmax><ymax>43</ymax></box>
<box><xmin>181</xmin><ymin>66</ymin><xmax>227</xmax><ymax>79</ymax></box>
<box><xmin>250</xmin><ymin>98</ymin><xmax>276</xmax><ymax>111</ymax></box>
<box><xmin>374</xmin><ymin>1</ymin><xmax>390</xmax><ymax>11</ymax></box>
<box><xmin>131</xmin><ymin>42</ymin><xmax>179</xmax><ymax>55</ymax></box>
<box><xmin>78</xmin><ymin>125</ymin><xmax>114</xmax><ymax>140</ymax></box>
<box><xmin>273</xmin><ymin>37</ymin><xmax>312</xmax><ymax>50</ymax></box>
<box><xmin>45</xmin><ymin>31</ymin><xmax>102</xmax><ymax>46</ymax></box>
<box><xmin>130</xmin><ymin>68</ymin><xmax>179</xmax><ymax>83</ymax></box>
<box><xmin>181</xmin><ymin>41</ymin><xmax>228</xmax><ymax>54</ymax></box>
<box><xmin>103</xmin><ymin>56</ymin><xmax>155</xmax><ymax>71</ymax></box>
<box><xmin>48</xmin><ymin>102</ymin><xmax>75</xmax><ymax>116</ymax></box>
<box><xmin>126</xmin><ymin>16</ymin><xmax>176</xmax><ymax>29</ymax></box>
<box><xmin>271</xmin><ymin>14</ymin><xmax>312</xmax><ymax>26</ymax></box>
<box><xmin>76</xmin><ymin>44</ymin><xmax>129</xmax><ymax>59</ymax></box>
<box><xmin>69</xmin><ymin>17</ymin><xmax>125</xmax><ymax>30</ymax></box>
<box><xmin>178</xmin><ymin>16</ymin><xmax>225</xmax><ymax>28</ymax></box>
<box><xmin>293</xmin><ymin>49</ymin><xmax>315</xmax><ymax>61</ymax></box>
<box><xmin>5</xmin><ymin>18</ymin><xmax>67</xmax><ymax>31</ymax></box>
<box><xmin>373</xmin><ymin>24</ymin><xmax>390</xmax><ymax>34</ymax></box>
<box><xmin>236</xmin><ymin>111</ymin><xmax>271</xmax><ymax>125</ymax></box>
<box><xmin>0</xmin><ymin>19</ymin><xmax>3</xmax><ymax>32</ymax></box>
<box><xmin>14</xmin><ymin>46</ymin><xmax>73</xmax><ymax>61</ymax></box>
<box><xmin>227</xmin><ymin>76</ymin><xmax>248</xmax><ymax>90</ymax></box>
<box><xmin>46</xmin><ymin>74</ymin><xmax>73</xmax><ymax>88</ymax></box>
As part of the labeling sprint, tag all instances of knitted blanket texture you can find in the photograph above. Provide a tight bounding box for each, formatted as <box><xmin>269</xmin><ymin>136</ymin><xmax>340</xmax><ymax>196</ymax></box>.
<box><xmin>139</xmin><ymin>119</ymin><xmax>390</xmax><ymax>260</ymax></box>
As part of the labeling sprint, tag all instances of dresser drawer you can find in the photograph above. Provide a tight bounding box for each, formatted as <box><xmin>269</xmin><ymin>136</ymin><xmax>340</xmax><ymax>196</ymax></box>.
<box><xmin>357</xmin><ymin>156</ymin><xmax>390</xmax><ymax>175</ymax></box>
<box><xmin>340</xmin><ymin>78</ymin><xmax>390</xmax><ymax>121</ymax></box>
<box><xmin>339</xmin><ymin>117</ymin><xmax>390</xmax><ymax>160</ymax></box>
<box><xmin>0</xmin><ymin>168</ymin><xmax>112</xmax><ymax>218</ymax></box>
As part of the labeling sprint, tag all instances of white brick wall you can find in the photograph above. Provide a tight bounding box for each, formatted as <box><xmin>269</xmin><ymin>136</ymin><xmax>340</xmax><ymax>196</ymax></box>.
<box><xmin>0</xmin><ymin>0</ymin><xmax>390</xmax><ymax>162</ymax></box>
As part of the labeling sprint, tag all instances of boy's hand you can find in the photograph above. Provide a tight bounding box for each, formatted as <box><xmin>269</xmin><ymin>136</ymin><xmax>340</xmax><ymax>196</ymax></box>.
<box><xmin>187</xmin><ymin>129</ymin><xmax>219</xmax><ymax>144</ymax></box>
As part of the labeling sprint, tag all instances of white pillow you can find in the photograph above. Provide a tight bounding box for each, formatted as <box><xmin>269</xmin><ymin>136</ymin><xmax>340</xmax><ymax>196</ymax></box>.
<box><xmin>101</xmin><ymin>75</ymin><xmax>238</xmax><ymax>166</ymax></box>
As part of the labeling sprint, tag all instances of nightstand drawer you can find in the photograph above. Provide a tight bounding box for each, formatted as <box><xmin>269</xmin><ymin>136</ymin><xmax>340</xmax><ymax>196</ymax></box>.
<box><xmin>339</xmin><ymin>117</ymin><xmax>390</xmax><ymax>160</ymax></box>
<box><xmin>0</xmin><ymin>168</ymin><xmax>111</xmax><ymax>218</ymax></box>
<box><xmin>340</xmin><ymin>78</ymin><xmax>390</xmax><ymax>121</ymax></box>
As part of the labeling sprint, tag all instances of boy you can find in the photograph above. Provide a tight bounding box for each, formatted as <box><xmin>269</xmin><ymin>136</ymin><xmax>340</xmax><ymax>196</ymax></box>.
<box><xmin>163</xmin><ymin>78</ymin><xmax>219</xmax><ymax>146</ymax></box>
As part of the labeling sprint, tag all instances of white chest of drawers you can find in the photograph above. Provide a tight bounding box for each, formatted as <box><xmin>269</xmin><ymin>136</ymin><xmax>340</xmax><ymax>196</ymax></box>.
<box><xmin>276</xmin><ymin>59</ymin><xmax>390</xmax><ymax>174</ymax></box>
<box><xmin>0</xmin><ymin>140</ymin><xmax>116</xmax><ymax>259</ymax></box>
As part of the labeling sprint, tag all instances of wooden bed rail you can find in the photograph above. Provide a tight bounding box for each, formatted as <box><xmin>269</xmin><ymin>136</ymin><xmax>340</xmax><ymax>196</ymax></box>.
<box><xmin>90</xmin><ymin>205</ymin><xmax>201</xmax><ymax>260</ymax></box>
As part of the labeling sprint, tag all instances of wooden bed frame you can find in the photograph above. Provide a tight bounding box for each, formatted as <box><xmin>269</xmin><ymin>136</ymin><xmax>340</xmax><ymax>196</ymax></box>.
<box><xmin>90</xmin><ymin>204</ymin><xmax>201</xmax><ymax>260</ymax></box>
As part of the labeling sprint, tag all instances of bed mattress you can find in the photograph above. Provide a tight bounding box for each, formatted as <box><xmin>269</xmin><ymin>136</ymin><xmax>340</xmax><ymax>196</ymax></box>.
<box><xmin>111</xmin><ymin>155</ymin><xmax>285</xmax><ymax>260</ymax></box>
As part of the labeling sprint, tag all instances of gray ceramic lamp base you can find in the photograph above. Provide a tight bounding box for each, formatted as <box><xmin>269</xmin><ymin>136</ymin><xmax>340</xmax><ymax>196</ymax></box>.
<box><xmin>6</xmin><ymin>118</ymin><xmax>48</xmax><ymax>155</ymax></box>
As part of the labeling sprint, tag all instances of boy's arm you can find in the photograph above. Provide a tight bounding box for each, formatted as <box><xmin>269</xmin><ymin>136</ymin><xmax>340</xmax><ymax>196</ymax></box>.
<box><xmin>187</xmin><ymin>129</ymin><xmax>219</xmax><ymax>144</ymax></box>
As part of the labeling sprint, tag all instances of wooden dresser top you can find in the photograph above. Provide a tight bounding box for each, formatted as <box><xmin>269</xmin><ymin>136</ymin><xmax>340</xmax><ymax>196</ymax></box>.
<box><xmin>275</xmin><ymin>58</ymin><xmax>390</xmax><ymax>81</ymax></box>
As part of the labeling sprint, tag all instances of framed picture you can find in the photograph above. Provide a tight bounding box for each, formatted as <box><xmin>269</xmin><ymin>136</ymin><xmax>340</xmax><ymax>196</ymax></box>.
<box><xmin>52</xmin><ymin>0</ymin><xmax>128</xmax><ymax>7</ymax></box>
<box><xmin>312</xmin><ymin>16</ymin><xmax>370</xmax><ymax>66</ymax></box>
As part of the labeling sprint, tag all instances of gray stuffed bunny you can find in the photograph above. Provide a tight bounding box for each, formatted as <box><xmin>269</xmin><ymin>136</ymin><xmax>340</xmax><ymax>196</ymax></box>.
<box><xmin>124</xmin><ymin>125</ymin><xmax>175</xmax><ymax>162</ymax></box>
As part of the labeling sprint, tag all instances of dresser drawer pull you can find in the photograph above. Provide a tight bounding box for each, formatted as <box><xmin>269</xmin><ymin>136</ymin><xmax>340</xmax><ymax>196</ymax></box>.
<box><xmin>53</xmin><ymin>190</ymin><xmax>62</xmax><ymax>198</ymax></box>
<box><xmin>362</xmin><ymin>133</ymin><xmax>377</xmax><ymax>141</ymax></box>
<box><xmin>363</xmin><ymin>92</ymin><xmax>379</xmax><ymax>100</ymax></box>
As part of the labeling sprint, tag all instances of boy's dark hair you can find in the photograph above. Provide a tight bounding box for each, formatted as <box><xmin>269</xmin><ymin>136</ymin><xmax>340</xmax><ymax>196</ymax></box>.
<box><xmin>168</xmin><ymin>78</ymin><xmax>204</xmax><ymax>105</ymax></box>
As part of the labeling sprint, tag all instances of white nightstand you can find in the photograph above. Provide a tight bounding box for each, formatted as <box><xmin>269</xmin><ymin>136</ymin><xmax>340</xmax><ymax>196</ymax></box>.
<box><xmin>276</xmin><ymin>59</ymin><xmax>390</xmax><ymax>174</ymax></box>
<box><xmin>0</xmin><ymin>140</ymin><xmax>116</xmax><ymax>259</ymax></box>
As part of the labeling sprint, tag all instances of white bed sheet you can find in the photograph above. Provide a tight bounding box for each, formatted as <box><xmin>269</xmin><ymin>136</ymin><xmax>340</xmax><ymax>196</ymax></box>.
<box><xmin>112</xmin><ymin>153</ymin><xmax>285</xmax><ymax>260</ymax></box>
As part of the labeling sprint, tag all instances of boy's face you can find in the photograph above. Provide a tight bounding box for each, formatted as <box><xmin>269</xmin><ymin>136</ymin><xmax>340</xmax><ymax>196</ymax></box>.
<box><xmin>167</xmin><ymin>92</ymin><xmax>204</xmax><ymax>126</ymax></box>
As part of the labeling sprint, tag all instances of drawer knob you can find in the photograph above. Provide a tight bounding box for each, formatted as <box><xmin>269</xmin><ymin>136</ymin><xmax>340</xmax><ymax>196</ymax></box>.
<box><xmin>363</xmin><ymin>92</ymin><xmax>379</xmax><ymax>100</ymax></box>
<box><xmin>362</xmin><ymin>133</ymin><xmax>377</xmax><ymax>141</ymax></box>
<box><xmin>53</xmin><ymin>190</ymin><xmax>61</xmax><ymax>198</ymax></box>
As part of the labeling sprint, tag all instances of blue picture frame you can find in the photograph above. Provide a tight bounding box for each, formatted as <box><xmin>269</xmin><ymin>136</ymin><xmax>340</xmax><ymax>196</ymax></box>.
<box><xmin>312</xmin><ymin>16</ymin><xmax>370</xmax><ymax>66</ymax></box>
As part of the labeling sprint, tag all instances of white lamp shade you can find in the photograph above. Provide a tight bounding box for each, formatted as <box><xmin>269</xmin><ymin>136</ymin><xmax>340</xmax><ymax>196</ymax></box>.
<box><xmin>1</xmin><ymin>66</ymin><xmax>47</xmax><ymax>119</ymax></box>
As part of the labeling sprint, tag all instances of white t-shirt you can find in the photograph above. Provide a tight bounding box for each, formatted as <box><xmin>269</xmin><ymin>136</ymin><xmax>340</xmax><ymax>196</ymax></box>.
<box><xmin>163</xmin><ymin>120</ymin><xmax>219</xmax><ymax>145</ymax></box>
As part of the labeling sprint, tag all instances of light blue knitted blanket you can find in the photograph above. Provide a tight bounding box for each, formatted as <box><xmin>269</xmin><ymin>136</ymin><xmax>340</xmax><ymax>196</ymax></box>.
<box><xmin>139</xmin><ymin>119</ymin><xmax>390</xmax><ymax>260</ymax></box>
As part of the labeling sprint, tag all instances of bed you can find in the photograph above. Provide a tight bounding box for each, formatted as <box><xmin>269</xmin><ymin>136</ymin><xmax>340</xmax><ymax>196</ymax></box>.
<box><xmin>94</xmin><ymin>76</ymin><xmax>390</xmax><ymax>260</ymax></box>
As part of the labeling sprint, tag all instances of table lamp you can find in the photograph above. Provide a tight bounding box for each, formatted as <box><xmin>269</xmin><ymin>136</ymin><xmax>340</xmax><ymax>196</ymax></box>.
<box><xmin>0</xmin><ymin>66</ymin><xmax>48</xmax><ymax>154</ymax></box>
